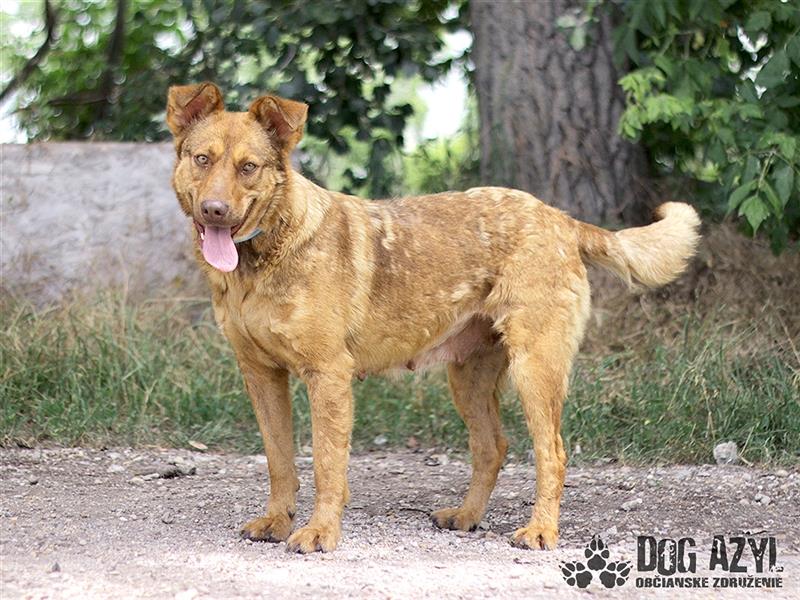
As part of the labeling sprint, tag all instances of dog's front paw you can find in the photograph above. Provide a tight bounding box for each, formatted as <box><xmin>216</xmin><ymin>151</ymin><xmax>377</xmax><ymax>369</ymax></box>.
<box><xmin>510</xmin><ymin>522</ymin><xmax>558</xmax><ymax>550</ymax></box>
<box><xmin>240</xmin><ymin>512</ymin><xmax>293</xmax><ymax>543</ymax></box>
<box><xmin>286</xmin><ymin>523</ymin><xmax>340</xmax><ymax>553</ymax></box>
<box><xmin>431</xmin><ymin>507</ymin><xmax>481</xmax><ymax>532</ymax></box>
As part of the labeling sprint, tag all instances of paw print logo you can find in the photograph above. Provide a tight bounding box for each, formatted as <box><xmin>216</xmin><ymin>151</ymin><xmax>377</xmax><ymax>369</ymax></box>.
<box><xmin>561</xmin><ymin>535</ymin><xmax>631</xmax><ymax>588</ymax></box>
<box><xmin>599</xmin><ymin>560</ymin><xmax>632</xmax><ymax>589</ymax></box>
<box><xmin>585</xmin><ymin>535</ymin><xmax>610</xmax><ymax>570</ymax></box>
<box><xmin>560</xmin><ymin>561</ymin><xmax>592</xmax><ymax>588</ymax></box>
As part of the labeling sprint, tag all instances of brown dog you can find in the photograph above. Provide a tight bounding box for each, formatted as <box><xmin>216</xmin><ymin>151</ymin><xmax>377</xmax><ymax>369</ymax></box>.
<box><xmin>166</xmin><ymin>82</ymin><xmax>700</xmax><ymax>553</ymax></box>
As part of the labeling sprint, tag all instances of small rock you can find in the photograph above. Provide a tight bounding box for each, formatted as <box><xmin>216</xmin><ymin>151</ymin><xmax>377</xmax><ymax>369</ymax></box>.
<box><xmin>478</xmin><ymin>521</ymin><xmax>490</xmax><ymax>531</ymax></box>
<box><xmin>188</xmin><ymin>440</ymin><xmax>207</xmax><ymax>451</ymax></box>
<box><xmin>573</xmin><ymin>443</ymin><xmax>582</xmax><ymax>456</ymax></box>
<box><xmin>128</xmin><ymin>476</ymin><xmax>145</xmax><ymax>485</ymax></box>
<box><xmin>50</xmin><ymin>562</ymin><xmax>60</xmax><ymax>573</ymax></box>
<box><xmin>28</xmin><ymin>478</ymin><xmax>38</xmax><ymax>486</ymax></box>
<box><xmin>158</xmin><ymin>466</ymin><xmax>184</xmax><ymax>479</ymax></box>
<box><xmin>621</xmin><ymin>498</ymin><xmax>643</xmax><ymax>512</ymax></box>
<box><xmin>161</xmin><ymin>513</ymin><xmax>175</xmax><ymax>524</ymax></box>
<box><xmin>755</xmin><ymin>493</ymin><xmax>772</xmax><ymax>506</ymax></box>
<box><xmin>713</xmin><ymin>441</ymin><xmax>739</xmax><ymax>465</ymax></box>
<box><xmin>174</xmin><ymin>588</ymin><xmax>199</xmax><ymax>600</ymax></box>
<box><xmin>425</xmin><ymin>454</ymin><xmax>449</xmax><ymax>467</ymax></box>
<box><xmin>605</xmin><ymin>525</ymin><xmax>618</xmax><ymax>536</ymax></box>
<box><xmin>739</xmin><ymin>498</ymin><xmax>750</xmax><ymax>506</ymax></box>
<box><xmin>107</xmin><ymin>464</ymin><xmax>125</xmax><ymax>474</ymax></box>
<box><xmin>373</xmin><ymin>434</ymin><xmax>388</xmax><ymax>446</ymax></box>
<box><xmin>389</xmin><ymin>468</ymin><xmax>405</xmax><ymax>475</ymax></box>
<box><xmin>775</xmin><ymin>469</ymin><xmax>789</xmax><ymax>478</ymax></box>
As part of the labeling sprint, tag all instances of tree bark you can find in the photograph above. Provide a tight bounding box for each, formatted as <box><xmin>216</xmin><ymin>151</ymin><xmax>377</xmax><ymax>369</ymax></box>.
<box><xmin>95</xmin><ymin>0</ymin><xmax>127</xmax><ymax>122</ymax></box>
<box><xmin>470</xmin><ymin>0</ymin><xmax>651</xmax><ymax>225</ymax></box>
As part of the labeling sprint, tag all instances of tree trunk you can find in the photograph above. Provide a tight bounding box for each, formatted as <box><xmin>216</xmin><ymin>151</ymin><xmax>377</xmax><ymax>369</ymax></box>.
<box><xmin>470</xmin><ymin>0</ymin><xmax>650</xmax><ymax>225</ymax></box>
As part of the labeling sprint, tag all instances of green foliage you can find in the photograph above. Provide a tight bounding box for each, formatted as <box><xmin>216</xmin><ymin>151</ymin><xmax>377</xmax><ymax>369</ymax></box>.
<box><xmin>1</xmin><ymin>0</ymin><xmax>464</xmax><ymax>196</ymax></box>
<box><xmin>611</xmin><ymin>0</ymin><xmax>800</xmax><ymax>252</ymax></box>
<box><xmin>403</xmin><ymin>97</ymin><xmax>480</xmax><ymax>194</ymax></box>
<box><xmin>403</xmin><ymin>132</ymin><xmax>480</xmax><ymax>195</ymax></box>
<box><xmin>2</xmin><ymin>295</ymin><xmax>797</xmax><ymax>464</ymax></box>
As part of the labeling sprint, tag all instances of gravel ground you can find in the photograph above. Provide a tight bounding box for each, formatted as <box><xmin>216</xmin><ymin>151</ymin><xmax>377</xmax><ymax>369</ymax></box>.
<box><xmin>1</xmin><ymin>447</ymin><xmax>798</xmax><ymax>599</ymax></box>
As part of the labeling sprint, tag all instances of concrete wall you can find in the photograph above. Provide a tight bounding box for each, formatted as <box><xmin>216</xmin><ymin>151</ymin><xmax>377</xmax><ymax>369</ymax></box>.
<box><xmin>1</xmin><ymin>142</ymin><xmax>203</xmax><ymax>302</ymax></box>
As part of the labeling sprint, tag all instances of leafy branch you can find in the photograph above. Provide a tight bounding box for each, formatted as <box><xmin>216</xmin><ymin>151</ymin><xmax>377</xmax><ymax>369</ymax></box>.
<box><xmin>0</xmin><ymin>0</ymin><xmax>58</xmax><ymax>105</ymax></box>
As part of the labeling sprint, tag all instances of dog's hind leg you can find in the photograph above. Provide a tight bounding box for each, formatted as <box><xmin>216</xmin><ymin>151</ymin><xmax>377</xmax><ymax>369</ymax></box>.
<box><xmin>431</xmin><ymin>346</ymin><xmax>508</xmax><ymax>532</ymax></box>
<box><xmin>501</xmin><ymin>303</ymin><xmax>585</xmax><ymax>550</ymax></box>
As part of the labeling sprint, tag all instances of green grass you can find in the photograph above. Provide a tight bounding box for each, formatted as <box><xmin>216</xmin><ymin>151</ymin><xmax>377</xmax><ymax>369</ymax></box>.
<box><xmin>1</xmin><ymin>294</ymin><xmax>798</xmax><ymax>464</ymax></box>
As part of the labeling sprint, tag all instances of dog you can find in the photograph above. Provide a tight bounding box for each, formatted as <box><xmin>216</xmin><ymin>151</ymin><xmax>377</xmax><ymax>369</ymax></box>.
<box><xmin>166</xmin><ymin>82</ymin><xmax>700</xmax><ymax>553</ymax></box>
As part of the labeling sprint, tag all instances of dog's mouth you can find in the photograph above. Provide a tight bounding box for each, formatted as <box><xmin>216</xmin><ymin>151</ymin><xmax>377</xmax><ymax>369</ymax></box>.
<box><xmin>193</xmin><ymin>201</ymin><xmax>262</xmax><ymax>273</ymax></box>
<box><xmin>194</xmin><ymin>220</ymin><xmax>244</xmax><ymax>238</ymax></box>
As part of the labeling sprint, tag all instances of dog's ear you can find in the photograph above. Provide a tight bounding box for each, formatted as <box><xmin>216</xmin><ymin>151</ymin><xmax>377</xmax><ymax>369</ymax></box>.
<box><xmin>248</xmin><ymin>95</ymin><xmax>308</xmax><ymax>152</ymax></box>
<box><xmin>166</xmin><ymin>82</ymin><xmax>224</xmax><ymax>139</ymax></box>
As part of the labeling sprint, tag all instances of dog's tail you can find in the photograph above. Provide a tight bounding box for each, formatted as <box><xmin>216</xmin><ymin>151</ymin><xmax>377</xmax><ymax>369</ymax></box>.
<box><xmin>576</xmin><ymin>202</ymin><xmax>701</xmax><ymax>288</ymax></box>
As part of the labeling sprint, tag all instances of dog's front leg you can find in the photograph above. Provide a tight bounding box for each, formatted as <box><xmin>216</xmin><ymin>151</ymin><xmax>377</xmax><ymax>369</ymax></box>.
<box><xmin>239</xmin><ymin>364</ymin><xmax>298</xmax><ymax>543</ymax></box>
<box><xmin>286</xmin><ymin>366</ymin><xmax>353</xmax><ymax>553</ymax></box>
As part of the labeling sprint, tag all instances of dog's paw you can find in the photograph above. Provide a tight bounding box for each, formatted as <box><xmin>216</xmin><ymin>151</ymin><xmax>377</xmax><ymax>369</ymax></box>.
<box><xmin>286</xmin><ymin>523</ymin><xmax>340</xmax><ymax>554</ymax></box>
<box><xmin>510</xmin><ymin>522</ymin><xmax>558</xmax><ymax>550</ymax></box>
<box><xmin>240</xmin><ymin>512</ymin><xmax>293</xmax><ymax>543</ymax></box>
<box><xmin>598</xmin><ymin>560</ymin><xmax>632</xmax><ymax>588</ymax></box>
<box><xmin>560</xmin><ymin>561</ymin><xmax>593</xmax><ymax>588</ymax></box>
<box><xmin>585</xmin><ymin>534</ymin><xmax>610</xmax><ymax>570</ymax></box>
<box><xmin>430</xmin><ymin>507</ymin><xmax>481</xmax><ymax>532</ymax></box>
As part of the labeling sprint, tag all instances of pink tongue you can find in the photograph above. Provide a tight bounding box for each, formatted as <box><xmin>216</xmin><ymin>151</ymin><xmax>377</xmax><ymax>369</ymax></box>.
<box><xmin>201</xmin><ymin>226</ymin><xmax>238</xmax><ymax>272</ymax></box>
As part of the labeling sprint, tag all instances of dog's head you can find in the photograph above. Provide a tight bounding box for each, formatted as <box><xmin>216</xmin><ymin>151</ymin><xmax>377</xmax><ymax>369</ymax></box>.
<box><xmin>166</xmin><ymin>82</ymin><xmax>307</xmax><ymax>271</ymax></box>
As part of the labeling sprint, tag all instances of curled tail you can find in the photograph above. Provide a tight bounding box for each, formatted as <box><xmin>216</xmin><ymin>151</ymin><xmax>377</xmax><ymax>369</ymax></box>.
<box><xmin>577</xmin><ymin>202</ymin><xmax>701</xmax><ymax>288</ymax></box>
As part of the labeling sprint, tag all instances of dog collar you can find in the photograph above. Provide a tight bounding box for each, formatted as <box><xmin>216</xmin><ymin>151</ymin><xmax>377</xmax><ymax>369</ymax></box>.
<box><xmin>233</xmin><ymin>228</ymin><xmax>264</xmax><ymax>244</ymax></box>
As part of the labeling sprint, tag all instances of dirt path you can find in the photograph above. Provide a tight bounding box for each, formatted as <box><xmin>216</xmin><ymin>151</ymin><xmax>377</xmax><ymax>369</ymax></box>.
<box><xmin>1</xmin><ymin>448</ymin><xmax>798</xmax><ymax>599</ymax></box>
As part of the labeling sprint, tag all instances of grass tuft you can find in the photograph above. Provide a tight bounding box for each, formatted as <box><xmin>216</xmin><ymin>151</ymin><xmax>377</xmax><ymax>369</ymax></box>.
<box><xmin>1</xmin><ymin>294</ymin><xmax>797</xmax><ymax>464</ymax></box>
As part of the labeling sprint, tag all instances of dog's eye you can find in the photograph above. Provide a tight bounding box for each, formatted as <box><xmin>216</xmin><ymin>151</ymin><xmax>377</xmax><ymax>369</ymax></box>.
<box><xmin>194</xmin><ymin>154</ymin><xmax>210</xmax><ymax>167</ymax></box>
<box><xmin>241</xmin><ymin>162</ymin><xmax>257</xmax><ymax>175</ymax></box>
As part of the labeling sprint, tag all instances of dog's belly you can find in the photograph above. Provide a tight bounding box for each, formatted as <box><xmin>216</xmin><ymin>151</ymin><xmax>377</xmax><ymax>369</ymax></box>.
<box><xmin>357</xmin><ymin>314</ymin><xmax>499</xmax><ymax>377</ymax></box>
<box><xmin>406</xmin><ymin>314</ymin><xmax>498</xmax><ymax>370</ymax></box>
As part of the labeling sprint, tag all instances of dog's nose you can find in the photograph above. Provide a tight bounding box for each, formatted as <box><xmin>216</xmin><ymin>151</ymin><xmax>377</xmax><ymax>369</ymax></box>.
<box><xmin>201</xmin><ymin>199</ymin><xmax>230</xmax><ymax>222</ymax></box>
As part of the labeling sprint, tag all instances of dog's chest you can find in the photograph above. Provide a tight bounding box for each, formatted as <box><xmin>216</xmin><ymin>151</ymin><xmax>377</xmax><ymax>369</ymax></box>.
<box><xmin>211</xmin><ymin>284</ymin><xmax>305</xmax><ymax>371</ymax></box>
